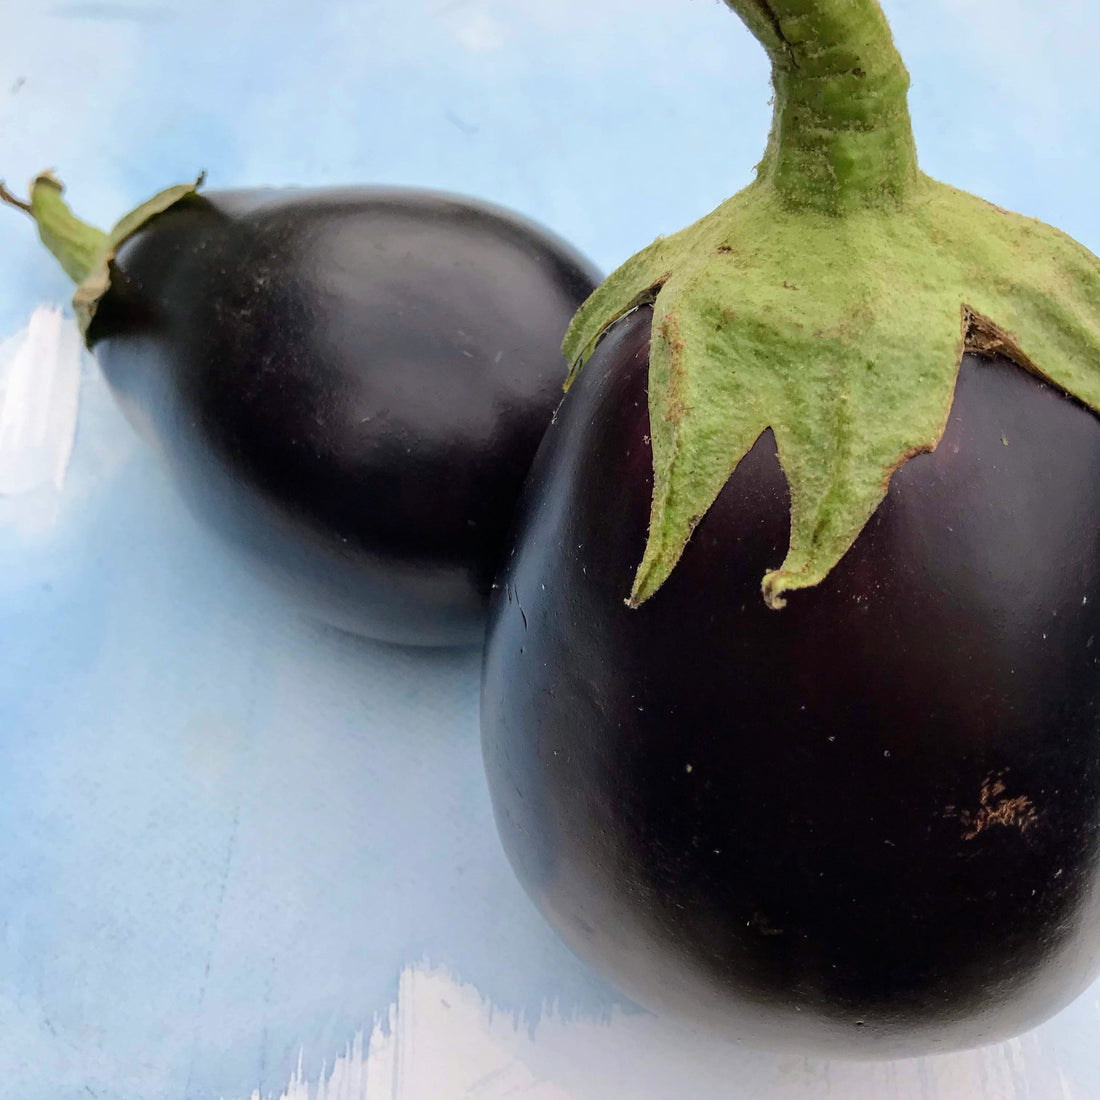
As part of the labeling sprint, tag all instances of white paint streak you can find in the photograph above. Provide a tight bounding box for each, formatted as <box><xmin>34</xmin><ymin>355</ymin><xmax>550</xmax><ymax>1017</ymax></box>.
<box><xmin>1059</xmin><ymin>1066</ymin><xmax>1077</xmax><ymax>1100</ymax></box>
<box><xmin>245</xmin><ymin>965</ymin><xmax>570</xmax><ymax>1100</ymax></box>
<box><xmin>231</xmin><ymin>962</ymin><xmax>1100</xmax><ymax>1100</ymax></box>
<box><xmin>0</xmin><ymin>306</ymin><xmax>82</xmax><ymax>496</ymax></box>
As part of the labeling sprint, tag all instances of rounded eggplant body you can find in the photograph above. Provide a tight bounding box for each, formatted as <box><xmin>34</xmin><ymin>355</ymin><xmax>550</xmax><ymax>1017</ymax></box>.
<box><xmin>481</xmin><ymin>306</ymin><xmax>1100</xmax><ymax>1057</ymax></box>
<box><xmin>89</xmin><ymin>187</ymin><xmax>599</xmax><ymax>646</ymax></box>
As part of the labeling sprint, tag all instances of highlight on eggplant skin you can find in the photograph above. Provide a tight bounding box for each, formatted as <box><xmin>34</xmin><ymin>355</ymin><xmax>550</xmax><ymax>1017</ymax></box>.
<box><xmin>3</xmin><ymin>178</ymin><xmax>601</xmax><ymax>646</ymax></box>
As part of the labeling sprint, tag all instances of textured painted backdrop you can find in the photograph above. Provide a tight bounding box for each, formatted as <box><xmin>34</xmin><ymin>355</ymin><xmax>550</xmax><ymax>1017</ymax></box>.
<box><xmin>2</xmin><ymin>1</ymin><xmax>1100</xmax><ymax>1097</ymax></box>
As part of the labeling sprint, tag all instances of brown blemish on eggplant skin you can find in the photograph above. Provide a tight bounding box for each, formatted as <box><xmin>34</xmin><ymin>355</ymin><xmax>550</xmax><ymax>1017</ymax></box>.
<box><xmin>946</xmin><ymin>776</ymin><xmax>1039</xmax><ymax>841</ymax></box>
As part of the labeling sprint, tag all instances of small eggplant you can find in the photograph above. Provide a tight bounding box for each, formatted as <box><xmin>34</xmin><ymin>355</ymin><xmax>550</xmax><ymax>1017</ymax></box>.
<box><xmin>2</xmin><ymin>176</ymin><xmax>598</xmax><ymax>645</ymax></box>
<box><xmin>482</xmin><ymin>0</ymin><xmax>1100</xmax><ymax>1058</ymax></box>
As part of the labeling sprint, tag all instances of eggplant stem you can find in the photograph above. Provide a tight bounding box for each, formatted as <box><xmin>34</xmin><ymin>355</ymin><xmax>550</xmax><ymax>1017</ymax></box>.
<box><xmin>0</xmin><ymin>180</ymin><xmax>32</xmax><ymax>214</ymax></box>
<box><xmin>723</xmin><ymin>0</ymin><xmax>919</xmax><ymax>214</ymax></box>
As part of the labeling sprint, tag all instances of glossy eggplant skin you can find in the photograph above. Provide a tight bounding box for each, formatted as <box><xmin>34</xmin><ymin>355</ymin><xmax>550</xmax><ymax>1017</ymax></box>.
<box><xmin>481</xmin><ymin>305</ymin><xmax>1100</xmax><ymax>1057</ymax></box>
<box><xmin>87</xmin><ymin>187</ymin><xmax>599</xmax><ymax>646</ymax></box>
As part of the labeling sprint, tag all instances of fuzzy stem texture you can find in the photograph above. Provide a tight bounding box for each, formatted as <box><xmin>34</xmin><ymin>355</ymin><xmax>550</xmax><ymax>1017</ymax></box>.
<box><xmin>725</xmin><ymin>0</ymin><xmax>919</xmax><ymax>213</ymax></box>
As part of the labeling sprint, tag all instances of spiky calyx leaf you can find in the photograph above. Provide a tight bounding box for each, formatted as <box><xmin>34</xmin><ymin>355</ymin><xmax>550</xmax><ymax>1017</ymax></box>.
<box><xmin>1</xmin><ymin>172</ymin><xmax>204</xmax><ymax>339</ymax></box>
<box><xmin>563</xmin><ymin>0</ymin><xmax>1100</xmax><ymax>610</ymax></box>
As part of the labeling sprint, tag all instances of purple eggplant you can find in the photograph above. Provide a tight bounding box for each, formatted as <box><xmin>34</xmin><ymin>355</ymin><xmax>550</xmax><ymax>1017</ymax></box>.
<box><xmin>481</xmin><ymin>0</ymin><xmax>1100</xmax><ymax>1056</ymax></box>
<box><xmin>3</xmin><ymin>177</ymin><xmax>598</xmax><ymax>645</ymax></box>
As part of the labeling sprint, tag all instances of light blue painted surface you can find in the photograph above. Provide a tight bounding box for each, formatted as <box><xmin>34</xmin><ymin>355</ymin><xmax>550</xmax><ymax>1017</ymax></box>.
<box><xmin>2</xmin><ymin>2</ymin><xmax>1100</xmax><ymax>1097</ymax></box>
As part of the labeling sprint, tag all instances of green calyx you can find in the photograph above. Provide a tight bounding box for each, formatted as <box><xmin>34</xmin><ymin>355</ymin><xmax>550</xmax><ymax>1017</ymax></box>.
<box><xmin>563</xmin><ymin>0</ymin><xmax>1100</xmax><ymax>610</ymax></box>
<box><xmin>1</xmin><ymin>171</ymin><xmax>204</xmax><ymax>340</ymax></box>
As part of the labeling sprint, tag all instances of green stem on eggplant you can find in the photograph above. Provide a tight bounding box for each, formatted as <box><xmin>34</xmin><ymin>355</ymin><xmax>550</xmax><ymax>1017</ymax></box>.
<box><xmin>1</xmin><ymin>172</ymin><xmax>204</xmax><ymax>338</ymax></box>
<box><xmin>1</xmin><ymin>173</ymin><xmax>108</xmax><ymax>284</ymax></box>
<box><xmin>726</xmin><ymin>0</ymin><xmax>919</xmax><ymax>213</ymax></box>
<box><xmin>563</xmin><ymin>0</ymin><xmax>1100</xmax><ymax>610</ymax></box>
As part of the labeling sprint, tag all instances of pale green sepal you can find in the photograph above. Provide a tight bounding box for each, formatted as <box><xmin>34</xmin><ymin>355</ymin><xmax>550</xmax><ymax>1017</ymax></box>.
<box><xmin>629</xmin><ymin>262</ymin><xmax>772</xmax><ymax>607</ymax></box>
<box><xmin>72</xmin><ymin>173</ymin><xmax>205</xmax><ymax>338</ymax></box>
<box><xmin>567</xmin><ymin>175</ymin><xmax>1100</xmax><ymax>610</ymax></box>
<box><xmin>562</xmin><ymin>236</ymin><xmax>674</xmax><ymax>386</ymax></box>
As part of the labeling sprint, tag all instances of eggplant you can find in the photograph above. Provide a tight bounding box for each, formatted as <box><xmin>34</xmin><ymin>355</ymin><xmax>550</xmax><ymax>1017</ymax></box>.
<box><xmin>483</xmin><ymin>304</ymin><xmax>1100</xmax><ymax>1056</ymax></box>
<box><xmin>481</xmin><ymin>0</ymin><xmax>1100</xmax><ymax>1058</ymax></box>
<box><xmin>2</xmin><ymin>176</ymin><xmax>599</xmax><ymax>645</ymax></box>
